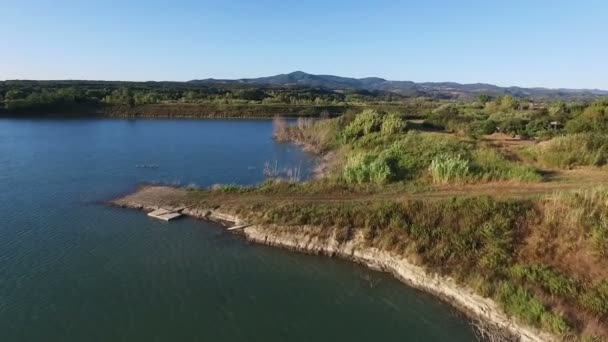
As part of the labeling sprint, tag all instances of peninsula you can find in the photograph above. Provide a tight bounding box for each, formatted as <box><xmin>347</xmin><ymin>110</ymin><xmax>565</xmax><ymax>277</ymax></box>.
<box><xmin>112</xmin><ymin>97</ymin><xmax>608</xmax><ymax>341</ymax></box>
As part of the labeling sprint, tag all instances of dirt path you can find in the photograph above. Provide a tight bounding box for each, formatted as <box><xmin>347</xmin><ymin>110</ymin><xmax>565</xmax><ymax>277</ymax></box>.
<box><xmin>112</xmin><ymin>168</ymin><xmax>608</xmax><ymax>208</ymax></box>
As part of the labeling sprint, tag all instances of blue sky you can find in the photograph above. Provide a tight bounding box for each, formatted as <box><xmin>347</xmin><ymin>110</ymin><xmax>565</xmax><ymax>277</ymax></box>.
<box><xmin>2</xmin><ymin>0</ymin><xmax>606</xmax><ymax>89</ymax></box>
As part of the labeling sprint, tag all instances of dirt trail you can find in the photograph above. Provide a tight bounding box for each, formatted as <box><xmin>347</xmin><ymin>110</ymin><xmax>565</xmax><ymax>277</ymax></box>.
<box><xmin>112</xmin><ymin>168</ymin><xmax>608</xmax><ymax>208</ymax></box>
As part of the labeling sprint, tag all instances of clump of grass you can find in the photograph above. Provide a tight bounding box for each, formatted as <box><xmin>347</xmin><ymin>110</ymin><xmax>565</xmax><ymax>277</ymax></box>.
<box><xmin>579</xmin><ymin>280</ymin><xmax>608</xmax><ymax>316</ymax></box>
<box><xmin>343</xmin><ymin>154</ymin><xmax>393</xmax><ymax>185</ymax></box>
<box><xmin>210</xmin><ymin>184</ymin><xmax>249</xmax><ymax>193</ymax></box>
<box><xmin>263</xmin><ymin>160</ymin><xmax>302</xmax><ymax>182</ymax></box>
<box><xmin>496</xmin><ymin>282</ymin><xmax>569</xmax><ymax>335</ymax></box>
<box><xmin>541</xmin><ymin>189</ymin><xmax>608</xmax><ymax>258</ymax></box>
<box><xmin>510</xmin><ymin>264</ymin><xmax>578</xmax><ymax>297</ymax></box>
<box><xmin>429</xmin><ymin>153</ymin><xmax>470</xmax><ymax>184</ymax></box>
<box><xmin>381</xmin><ymin>113</ymin><xmax>406</xmax><ymax>135</ymax></box>
<box><xmin>591</xmin><ymin>217</ymin><xmax>608</xmax><ymax>257</ymax></box>
<box><xmin>342</xmin><ymin>110</ymin><xmax>406</xmax><ymax>142</ymax></box>
<box><xmin>527</xmin><ymin>133</ymin><xmax>608</xmax><ymax>168</ymax></box>
<box><xmin>379</xmin><ymin>131</ymin><xmax>473</xmax><ymax>180</ymax></box>
<box><xmin>472</xmin><ymin>148</ymin><xmax>542</xmax><ymax>182</ymax></box>
<box><xmin>273</xmin><ymin>116</ymin><xmax>338</xmax><ymax>152</ymax></box>
<box><xmin>342</xmin><ymin>109</ymin><xmax>384</xmax><ymax>142</ymax></box>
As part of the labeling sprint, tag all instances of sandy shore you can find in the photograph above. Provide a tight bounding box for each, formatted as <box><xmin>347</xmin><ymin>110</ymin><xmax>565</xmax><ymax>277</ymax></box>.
<box><xmin>110</xmin><ymin>185</ymin><xmax>558</xmax><ymax>342</ymax></box>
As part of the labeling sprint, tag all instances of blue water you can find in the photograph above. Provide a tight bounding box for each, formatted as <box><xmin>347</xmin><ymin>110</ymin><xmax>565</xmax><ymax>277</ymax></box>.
<box><xmin>0</xmin><ymin>118</ymin><xmax>477</xmax><ymax>341</ymax></box>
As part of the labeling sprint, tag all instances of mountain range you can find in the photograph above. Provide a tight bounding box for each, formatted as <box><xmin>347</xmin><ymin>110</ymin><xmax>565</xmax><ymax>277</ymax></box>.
<box><xmin>189</xmin><ymin>71</ymin><xmax>608</xmax><ymax>99</ymax></box>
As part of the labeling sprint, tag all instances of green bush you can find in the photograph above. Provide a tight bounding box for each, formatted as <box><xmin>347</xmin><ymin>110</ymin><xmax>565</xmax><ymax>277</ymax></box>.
<box><xmin>429</xmin><ymin>153</ymin><xmax>470</xmax><ymax>184</ymax></box>
<box><xmin>497</xmin><ymin>282</ymin><xmax>569</xmax><ymax>335</ymax></box>
<box><xmin>342</xmin><ymin>110</ymin><xmax>408</xmax><ymax>143</ymax></box>
<box><xmin>510</xmin><ymin>264</ymin><xmax>578</xmax><ymax>297</ymax></box>
<box><xmin>467</xmin><ymin>119</ymin><xmax>497</xmax><ymax>136</ymax></box>
<box><xmin>342</xmin><ymin>109</ymin><xmax>384</xmax><ymax>142</ymax></box>
<box><xmin>565</xmin><ymin>102</ymin><xmax>608</xmax><ymax>134</ymax></box>
<box><xmin>380</xmin><ymin>113</ymin><xmax>405</xmax><ymax>135</ymax></box>
<box><xmin>343</xmin><ymin>154</ymin><xmax>393</xmax><ymax>185</ymax></box>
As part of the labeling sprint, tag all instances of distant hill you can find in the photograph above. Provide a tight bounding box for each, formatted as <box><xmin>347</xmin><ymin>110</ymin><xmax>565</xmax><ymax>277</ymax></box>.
<box><xmin>190</xmin><ymin>71</ymin><xmax>608</xmax><ymax>100</ymax></box>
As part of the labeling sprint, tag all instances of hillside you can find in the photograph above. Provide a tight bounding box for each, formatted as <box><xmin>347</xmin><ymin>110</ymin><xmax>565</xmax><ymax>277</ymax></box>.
<box><xmin>190</xmin><ymin>71</ymin><xmax>608</xmax><ymax>100</ymax></box>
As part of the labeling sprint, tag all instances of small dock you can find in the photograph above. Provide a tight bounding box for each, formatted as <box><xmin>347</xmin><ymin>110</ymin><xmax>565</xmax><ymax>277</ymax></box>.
<box><xmin>147</xmin><ymin>208</ymin><xmax>183</xmax><ymax>221</ymax></box>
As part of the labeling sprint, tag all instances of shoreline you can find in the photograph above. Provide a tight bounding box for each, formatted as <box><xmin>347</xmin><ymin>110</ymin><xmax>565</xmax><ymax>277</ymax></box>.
<box><xmin>110</xmin><ymin>186</ymin><xmax>558</xmax><ymax>342</ymax></box>
<box><xmin>0</xmin><ymin>103</ymin><xmax>350</xmax><ymax>119</ymax></box>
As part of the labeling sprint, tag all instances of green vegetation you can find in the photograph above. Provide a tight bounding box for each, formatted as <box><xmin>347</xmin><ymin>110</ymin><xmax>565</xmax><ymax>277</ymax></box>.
<box><xmin>343</xmin><ymin>154</ymin><xmax>393</xmax><ymax>185</ymax></box>
<box><xmin>496</xmin><ymin>282</ymin><xmax>569</xmax><ymax>335</ymax></box>
<box><xmin>2</xmin><ymin>80</ymin><xmax>607</xmax><ymax>130</ymax></box>
<box><xmin>526</xmin><ymin>133</ymin><xmax>608</xmax><ymax>168</ymax></box>
<box><xmin>510</xmin><ymin>264</ymin><xmax>578</xmax><ymax>297</ymax></box>
<box><xmin>0</xmin><ymin>80</ymin><xmax>435</xmax><ymax>116</ymax></box>
<box><xmin>472</xmin><ymin>148</ymin><xmax>541</xmax><ymax>182</ymax></box>
<box><xmin>194</xmin><ymin>100</ymin><xmax>608</xmax><ymax>339</ymax></box>
<box><xmin>275</xmin><ymin>110</ymin><xmax>543</xmax><ymax>186</ymax></box>
<box><xmin>429</xmin><ymin>154</ymin><xmax>470</xmax><ymax>184</ymax></box>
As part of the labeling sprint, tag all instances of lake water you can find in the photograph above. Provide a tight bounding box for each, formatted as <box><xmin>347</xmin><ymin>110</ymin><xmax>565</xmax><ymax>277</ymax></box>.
<box><xmin>0</xmin><ymin>118</ymin><xmax>477</xmax><ymax>341</ymax></box>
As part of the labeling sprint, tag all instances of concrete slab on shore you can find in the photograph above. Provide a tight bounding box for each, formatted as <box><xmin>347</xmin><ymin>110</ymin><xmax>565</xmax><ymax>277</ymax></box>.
<box><xmin>147</xmin><ymin>208</ymin><xmax>182</xmax><ymax>221</ymax></box>
<box><xmin>227</xmin><ymin>224</ymin><xmax>252</xmax><ymax>231</ymax></box>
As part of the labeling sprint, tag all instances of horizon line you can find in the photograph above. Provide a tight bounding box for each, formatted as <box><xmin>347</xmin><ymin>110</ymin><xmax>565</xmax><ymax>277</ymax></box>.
<box><xmin>2</xmin><ymin>71</ymin><xmax>607</xmax><ymax>92</ymax></box>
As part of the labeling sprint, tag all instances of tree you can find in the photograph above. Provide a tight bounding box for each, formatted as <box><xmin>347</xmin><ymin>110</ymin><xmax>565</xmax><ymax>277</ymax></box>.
<box><xmin>5</xmin><ymin>89</ymin><xmax>27</xmax><ymax>100</ymax></box>
<box><xmin>478</xmin><ymin>94</ymin><xmax>492</xmax><ymax>104</ymax></box>
<box><xmin>499</xmin><ymin>96</ymin><xmax>518</xmax><ymax>112</ymax></box>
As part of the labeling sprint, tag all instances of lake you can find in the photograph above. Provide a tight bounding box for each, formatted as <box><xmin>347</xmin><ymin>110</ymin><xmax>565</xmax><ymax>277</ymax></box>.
<box><xmin>0</xmin><ymin>118</ymin><xmax>477</xmax><ymax>341</ymax></box>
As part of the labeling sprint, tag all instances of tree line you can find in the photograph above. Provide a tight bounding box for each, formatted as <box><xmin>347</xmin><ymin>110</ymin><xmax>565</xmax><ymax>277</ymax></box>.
<box><xmin>0</xmin><ymin>81</ymin><xmax>410</xmax><ymax>113</ymax></box>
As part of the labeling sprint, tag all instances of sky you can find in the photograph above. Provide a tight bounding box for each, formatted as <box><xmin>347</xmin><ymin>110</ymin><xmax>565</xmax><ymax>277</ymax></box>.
<box><xmin>1</xmin><ymin>0</ymin><xmax>607</xmax><ymax>89</ymax></box>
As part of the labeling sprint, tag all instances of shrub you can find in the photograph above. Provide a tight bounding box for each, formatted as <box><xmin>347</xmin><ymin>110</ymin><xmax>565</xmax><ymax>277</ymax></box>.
<box><xmin>565</xmin><ymin>102</ymin><xmax>608</xmax><ymax>134</ymax></box>
<box><xmin>510</xmin><ymin>264</ymin><xmax>578</xmax><ymax>297</ymax></box>
<box><xmin>342</xmin><ymin>109</ymin><xmax>384</xmax><ymax>142</ymax></box>
<box><xmin>467</xmin><ymin>119</ymin><xmax>497</xmax><ymax>136</ymax></box>
<box><xmin>343</xmin><ymin>154</ymin><xmax>393</xmax><ymax>185</ymax></box>
<box><xmin>380</xmin><ymin>113</ymin><xmax>405</xmax><ymax>135</ymax></box>
<box><xmin>497</xmin><ymin>282</ymin><xmax>569</xmax><ymax>334</ymax></box>
<box><xmin>273</xmin><ymin>116</ymin><xmax>339</xmax><ymax>152</ymax></box>
<box><xmin>429</xmin><ymin>153</ymin><xmax>470</xmax><ymax>184</ymax></box>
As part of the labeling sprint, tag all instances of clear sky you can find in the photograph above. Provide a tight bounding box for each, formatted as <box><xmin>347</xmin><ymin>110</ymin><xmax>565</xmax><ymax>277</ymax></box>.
<box><xmin>2</xmin><ymin>0</ymin><xmax>606</xmax><ymax>89</ymax></box>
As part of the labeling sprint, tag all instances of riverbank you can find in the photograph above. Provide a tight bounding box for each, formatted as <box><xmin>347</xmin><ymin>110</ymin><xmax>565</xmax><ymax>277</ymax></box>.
<box><xmin>0</xmin><ymin>103</ymin><xmax>352</xmax><ymax>118</ymax></box>
<box><xmin>110</xmin><ymin>185</ymin><xmax>559</xmax><ymax>342</ymax></box>
<box><xmin>101</xmin><ymin>103</ymin><xmax>349</xmax><ymax>118</ymax></box>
